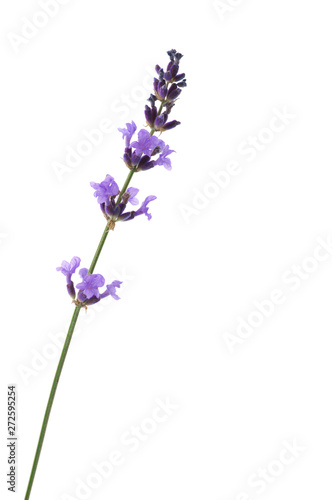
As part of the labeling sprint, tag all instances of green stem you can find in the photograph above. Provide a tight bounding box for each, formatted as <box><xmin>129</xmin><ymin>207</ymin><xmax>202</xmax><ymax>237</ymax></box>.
<box><xmin>24</xmin><ymin>306</ymin><xmax>81</xmax><ymax>500</ymax></box>
<box><xmin>88</xmin><ymin>223</ymin><xmax>109</xmax><ymax>275</ymax></box>
<box><xmin>117</xmin><ymin>168</ymin><xmax>136</xmax><ymax>204</ymax></box>
<box><xmin>25</xmin><ymin>89</ymin><xmax>167</xmax><ymax>499</ymax></box>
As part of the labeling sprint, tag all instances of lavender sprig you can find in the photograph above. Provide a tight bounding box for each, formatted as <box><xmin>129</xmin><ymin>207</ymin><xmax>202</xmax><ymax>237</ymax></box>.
<box><xmin>24</xmin><ymin>49</ymin><xmax>186</xmax><ymax>500</ymax></box>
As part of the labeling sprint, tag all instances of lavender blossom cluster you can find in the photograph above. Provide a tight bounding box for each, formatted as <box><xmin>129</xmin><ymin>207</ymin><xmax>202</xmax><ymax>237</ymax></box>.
<box><xmin>57</xmin><ymin>257</ymin><xmax>121</xmax><ymax>307</ymax></box>
<box><xmin>91</xmin><ymin>173</ymin><xmax>157</xmax><ymax>224</ymax></box>
<box><xmin>57</xmin><ymin>50</ymin><xmax>186</xmax><ymax>307</ymax></box>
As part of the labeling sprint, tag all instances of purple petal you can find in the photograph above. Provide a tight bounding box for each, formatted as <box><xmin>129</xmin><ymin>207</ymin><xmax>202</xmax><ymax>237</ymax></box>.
<box><xmin>69</xmin><ymin>256</ymin><xmax>81</xmax><ymax>273</ymax></box>
<box><xmin>131</xmin><ymin>129</ymin><xmax>163</xmax><ymax>156</ymax></box>
<box><xmin>76</xmin><ymin>282</ymin><xmax>86</xmax><ymax>290</ymax></box>
<box><xmin>84</xmin><ymin>288</ymin><xmax>96</xmax><ymax>299</ymax></box>
<box><xmin>127</xmin><ymin>187</ymin><xmax>140</xmax><ymax>205</ymax></box>
<box><xmin>107</xmin><ymin>281</ymin><xmax>122</xmax><ymax>300</ymax></box>
<box><xmin>118</xmin><ymin>121</ymin><xmax>137</xmax><ymax>147</ymax></box>
<box><xmin>155</xmin><ymin>144</ymin><xmax>175</xmax><ymax>171</ymax></box>
<box><xmin>90</xmin><ymin>175</ymin><xmax>119</xmax><ymax>205</ymax></box>
<box><xmin>135</xmin><ymin>195</ymin><xmax>157</xmax><ymax>221</ymax></box>
<box><xmin>79</xmin><ymin>268</ymin><xmax>88</xmax><ymax>279</ymax></box>
<box><xmin>91</xmin><ymin>274</ymin><xmax>105</xmax><ymax>288</ymax></box>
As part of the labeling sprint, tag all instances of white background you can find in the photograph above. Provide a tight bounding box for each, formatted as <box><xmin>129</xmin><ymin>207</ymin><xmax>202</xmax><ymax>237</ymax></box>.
<box><xmin>1</xmin><ymin>1</ymin><xmax>332</xmax><ymax>499</ymax></box>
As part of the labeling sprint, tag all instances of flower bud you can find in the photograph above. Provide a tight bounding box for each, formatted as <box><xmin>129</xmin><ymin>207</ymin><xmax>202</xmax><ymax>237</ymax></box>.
<box><xmin>66</xmin><ymin>281</ymin><xmax>76</xmax><ymax>299</ymax></box>
<box><xmin>177</xmin><ymin>80</ymin><xmax>187</xmax><ymax>88</ymax></box>
<box><xmin>162</xmin><ymin>120</ymin><xmax>181</xmax><ymax>131</ymax></box>
<box><xmin>154</xmin><ymin>112</ymin><xmax>168</xmax><ymax>129</ymax></box>
<box><xmin>174</xmin><ymin>73</ymin><xmax>186</xmax><ymax>82</ymax></box>
<box><xmin>167</xmin><ymin>85</ymin><xmax>182</xmax><ymax>101</ymax></box>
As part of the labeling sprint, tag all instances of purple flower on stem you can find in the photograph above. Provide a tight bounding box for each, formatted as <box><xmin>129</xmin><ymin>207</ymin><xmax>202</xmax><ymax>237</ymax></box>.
<box><xmin>56</xmin><ymin>257</ymin><xmax>81</xmax><ymax>299</ymax></box>
<box><xmin>118</xmin><ymin>121</ymin><xmax>137</xmax><ymax>147</ymax></box>
<box><xmin>135</xmin><ymin>196</ymin><xmax>157</xmax><ymax>221</ymax></box>
<box><xmin>26</xmin><ymin>52</ymin><xmax>187</xmax><ymax>500</ymax></box>
<box><xmin>100</xmin><ymin>281</ymin><xmax>122</xmax><ymax>301</ymax></box>
<box><xmin>155</xmin><ymin>144</ymin><xmax>175</xmax><ymax>171</ymax></box>
<box><xmin>56</xmin><ymin>257</ymin><xmax>81</xmax><ymax>279</ymax></box>
<box><xmin>57</xmin><ymin>260</ymin><xmax>122</xmax><ymax>304</ymax></box>
<box><xmin>90</xmin><ymin>175</ymin><xmax>119</xmax><ymax>205</ymax></box>
<box><xmin>117</xmin><ymin>195</ymin><xmax>157</xmax><ymax>223</ymax></box>
<box><xmin>76</xmin><ymin>268</ymin><xmax>105</xmax><ymax>300</ymax></box>
<box><xmin>131</xmin><ymin>129</ymin><xmax>163</xmax><ymax>156</ymax></box>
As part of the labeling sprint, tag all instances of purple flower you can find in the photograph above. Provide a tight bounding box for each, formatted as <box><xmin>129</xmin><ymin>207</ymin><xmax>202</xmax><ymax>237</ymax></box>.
<box><xmin>100</xmin><ymin>281</ymin><xmax>122</xmax><ymax>301</ymax></box>
<box><xmin>135</xmin><ymin>196</ymin><xmax>157</xmax><ymax>221</ymax></box>
<box><xmin>155</xmin><ymin>143</ymin><xmax>175</xmax><ymax>171</ymax></box>
<box><xmin>57</xmin><ymin>260</ymin><xmax>122</xmax><ymax>304</ymax></box>
<box><xmin>118</xmin><ymin>121</ymin><xmax>137</xmax><ymax>148</ymax></box>
<box><xmin>131</xmin><ymin>129</ymin><xmax>163</xmax><ymax>156</ymax></box>
<box><xmin>90</xmin><ymin>175</ymin><xmax>119</xmax><ymax>205</ymax></box>
<box><xmin>56</xmin><ymin>257</ymin><xmax>81</xmax><ymax>279</ymax></box>
<box><xmin>127</xmin><ymin>187</ymin><xmax>139</xmax><ymax>205</ymax></box>
<box><xmin>56</xmin><ymin>257</ymin><xmax>81</xmax><ymax>299</ymax></box>
<box><xmin>76</xmin><ymin>268</ymin><xmax>105</xmax><ymax>300</ymax></box>
<box><xmin>117</xmin><ymin>194</ymin><xmax>157</xmax><ymax>222</ymax></box>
